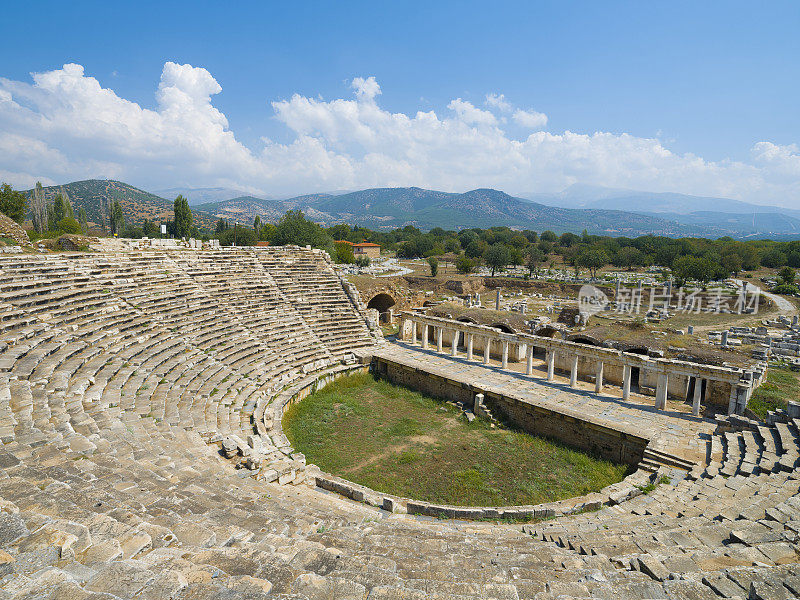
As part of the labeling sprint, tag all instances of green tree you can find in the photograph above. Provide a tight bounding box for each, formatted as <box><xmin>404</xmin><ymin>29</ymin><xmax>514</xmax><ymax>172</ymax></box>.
<box><xmin>109</xmin><ymin>200</ymin><xmax>125</xmax><ymax>235</ymax></box>
<box><xmin>575</xmin><ymin>247</ymin><xmax>608</xmax><ymax>278</ymax></box>
<box><xmin>540</xmin><ymin>230</ymin><xmax>557</xmax><ymax>243</ymax></box>
<box><xmin>328</xmin><ymin>223</ymin><xmax>352</xmax><ymax>241</ymax></box>
<box><xmin>778</xmin><ymin>266</ymin><xmax>796</xmax><ymax>285</ymax></box>
<box><xmin>559</xmin><ymin>232</ymin><xmax>580</xmax><ymax>247</ymax></box>
<box><xmin>612</xmin><ymin>246</ymin><xmax>646</xmax><ymax>270</ymax></box>
<box><xmin>721</xmin><ymin>252</ymin><xmax>742</xmax><ymax>276</ymax></box>
<box><xmin>142</xmin><ymin>219</ymin><xmax>159</xmax><ymax>238</ymax></box>
<box><xmin>456</xmin><ymin>255</ymin><xmax>475</xmax><ymax>274</ymax></box>
<box><xmin>673</xmin><ymin>255</ymin><xmax>723</xmax><ymax>283</ymax></box>
<box><xmin>333</xmin><ymin>241</ymin><xmax>355</xmax><ymax>264</ymax></box>
<box><xmin>259</xmin><ymin>223</ymin><xmax>276</xmax><ymax>242</ymax></box>
<box><xmin>31</xmin><ymin>182</ymin><xmax>48</xmax><ymax>233</ymax></box>
<box><xmin>761</xmin><ymin>247</ymin><xmax>787</xmax><ymax>268</ymax></box>
<box><xmin>219</xmin><ymin>224</ymin><xmax>257</xmax><ymax>246</ymax></box>
<box><xmin>484</xmin><ymin>244</ymin><xmax>511</xmax><ymax>276</ymax></box>
<box><xmin>253</xmin><ymin>215</ymin><xmax>262</xmax><ymax>235</ymax></box>
<box><xmin>443</xmin><ymin>237</ymin><xmax>461</xmax><ymax>253</ymax></box>
<box><xmin>465</xmin><ymin>239</ymin><xmax>488</xmax><ymax>259</ymax></box>
<box><xmin>57</xmin><ymin>217</ymin><xmax>81</xmax><ymax>234</ymax></box>
<box><xmin>77</xmin><ymin>207</ymin><xmax>88</xmax><ymax>234</ymax></box>
<box><xmin>510</xmin><ymin>234</ymin><xmax>529</xmax><ymax>248</ymax></box>
<box><xmin>273</xmin><ymin>209</ymin><xmax>332</xmax><ymax>248</ymax></box>
<box><xmin>526</xmin><ymin>247</ymin><xmax>545</xmax><ymax>275</ymax></box>
<box><xmin>49</xmin><ymin>194</ymin><xmax>69</xmax><ymax>230</ymax></box>
<box><xmin>173</xmin><ymin>195</ymin><xmax>193</xmax><ymax>238</ymax></box>
<box><xmin>215</xmin><ymin>218</ymin><xmax>229</xmax><ymax>234</ymax></box>
<box><xmin>427</xmin><ymin>256</ymin><xmax>439</xmax><ymax>277</ymax></box>
<box><xmin>0</xmin><ymin>183</ymin><xmax>27</xmax><ymax>223</ymax></box>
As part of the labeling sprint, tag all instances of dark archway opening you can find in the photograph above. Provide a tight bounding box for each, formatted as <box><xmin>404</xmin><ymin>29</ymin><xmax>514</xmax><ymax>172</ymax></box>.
<box><xmin>686</xmin><ymin>377</ymin><xmax>707</xmax><ymax>403</ymax></box>
<box><xmin>630</xmin><ymin>367</ymin><xmax>640</xmax><ymax>391</ymax></box>
<box><xmin>367</xmin><ymin>293</ymin><xmax>396</xmax><ymax>323</ymax></box>
<box><xmin>491</xmin><ymin>323</ymin><xmax>515</xmax><ymax>334</ymax></box>
<box><xmin>567</xmin><ymin>335</ymin><xmax>601</xmax><ymax>346</ymax></box>
<box><xmin>534</xmin><ymin>325</ymin><xmax>560</xmax><ymax>339</ymax></box>
<box><xmin>455</xmin><ymin>317</ymin><xmax>476</xmax><ymax>349</ymax></box>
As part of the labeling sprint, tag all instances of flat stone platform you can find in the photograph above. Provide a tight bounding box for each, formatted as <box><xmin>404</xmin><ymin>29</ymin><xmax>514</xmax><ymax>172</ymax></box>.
<box><xmin>367</xmin><ymin>341</ymin><xmax>716</xmax><ymax>465</ymax></box>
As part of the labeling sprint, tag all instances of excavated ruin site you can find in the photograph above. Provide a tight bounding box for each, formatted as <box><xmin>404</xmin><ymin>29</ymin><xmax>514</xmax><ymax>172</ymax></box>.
<box><xmin>1</xmin><ymin>246</ymin><xmax>799</xmax><ymax>599</ymax></box>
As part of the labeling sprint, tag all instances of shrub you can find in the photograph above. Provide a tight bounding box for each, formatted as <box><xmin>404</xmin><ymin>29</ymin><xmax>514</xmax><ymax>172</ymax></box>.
<box><xmin>427</xmin><ymin>256</ymin><xmax>439</xmax><ymax>277</ymax></box>
<box><xmin>334</xmin><ymin>242</ymin><xmax>355</xmax><ymax>264</ymax></box>
<box><xmin>57</xmin><ymin>217</ymin><xmax>82</xmax><ymax>234</ymax></box>
<box><xmin>456</xmin><ymin>255</ymin><xmax>475</xmax><ymax>274</ymax></box>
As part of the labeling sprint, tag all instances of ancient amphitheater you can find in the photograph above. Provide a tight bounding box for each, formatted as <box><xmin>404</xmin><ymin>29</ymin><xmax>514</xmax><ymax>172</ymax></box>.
<box><xmin>1</xmin><ymin>246</ymin><xmax>799</xmax><ymax>600</ymax></box>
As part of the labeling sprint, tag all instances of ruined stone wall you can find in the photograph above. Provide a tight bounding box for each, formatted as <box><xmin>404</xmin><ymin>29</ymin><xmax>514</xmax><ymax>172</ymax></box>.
<box><xmin>374</xmin><ymin>357</ymin><xmax>648</xmax><ymax>466</ymax></box>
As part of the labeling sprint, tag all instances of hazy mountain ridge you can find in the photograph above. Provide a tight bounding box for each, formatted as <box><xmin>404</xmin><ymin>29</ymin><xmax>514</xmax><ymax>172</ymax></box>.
<box><xmin>194</xmin><ymin>185</ymin><xmax>710</xmax><ymax>235</ymax></box>
<box><xmin>530</xmin><ymin>184</ymin><xmax>800</xmax><ymax>218</ymax></box>
<box><xmin>22</xmin><ymin>179</ymin><xmax>800</xmax><ymax>238</ymax></box>
<box><xmin>24</xmin><ymin>180</ymin><xmax>216</xmax><ymax>229</ymax></box>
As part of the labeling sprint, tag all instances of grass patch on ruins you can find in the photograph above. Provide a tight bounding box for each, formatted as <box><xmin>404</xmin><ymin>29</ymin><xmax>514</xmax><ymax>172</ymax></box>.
<box><xmin>284</xmin><ymin>372</ymin><xmax>629</xmax><ymax>507</ymax></box>
<box><xmin>749</xmin><ymin>365</ymin><xmax>800</xmax><ymax>420</ymax></box>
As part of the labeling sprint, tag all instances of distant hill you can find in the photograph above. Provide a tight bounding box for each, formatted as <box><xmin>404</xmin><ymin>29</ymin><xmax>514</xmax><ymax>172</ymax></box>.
<box><xmin>197</xmin><ymin>186</ymin><xmax>713</xmax><ymax>236</ymax></box>
<box><xmin>529</xmin><ymin>183</ymin><xmax>800</xmax><ymax>217</ymax></box>
<box><xmin>26</xmin><ymin>180</ymin><xmax>800</xmax><ymax>238</ymax></box>
<box><xmin>524</xmin><ymin>184</ymin><xmax>800</xmax><ymax>236</ymax></box>
<box><xmin>638</xmin><ymin>210</ymin><xmax>800</xmax><ymax>237</ymax></box>
<box><xmin>24</xmin><ymin>180</ymin><xmax>216</xmax><ymax>229</ymax></box>
<box><xmin>153</xmin><ymin>186</ymin><xmax>263</xmax><ymax>206</ymax></box>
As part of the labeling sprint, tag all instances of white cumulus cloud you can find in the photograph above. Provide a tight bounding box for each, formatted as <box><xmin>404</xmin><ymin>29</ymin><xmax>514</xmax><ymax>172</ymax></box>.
<box><xmin>0</xmin><ymin>62</ymin><xmax>797</xmax><ymax>206</ymax></box>
<box><xmin>485</xmin><ymin>93</ymin><xmax>512</xmax><ymax>113</ymax></box>
<box><xmin>513</xmin><ymin>108</ymin><xmax>548</xmax><ymax>130</ymax></box>
<box><xmin>447</xmin><ymin>98</ymin><xmax>499</xmax><ymax>126</ymax></box>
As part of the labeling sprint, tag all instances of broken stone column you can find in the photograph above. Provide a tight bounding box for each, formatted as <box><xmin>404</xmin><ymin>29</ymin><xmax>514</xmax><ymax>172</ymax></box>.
<box><xmin>655</xmin><ymin>373</ymin><xmax>669</xmax><ymax>410</ymax></box>
<box><xmin>569</xmin><ymin>355</ymin><xmax>579</xmax><ymax>387</ymax></box>
<box><xmin>687</xmin><ymin>325</ymin><xmax>694</xmax><ymax>335</ymax></box>
<box><xmin>526</xmin><ymin>345</ymin><xmax>534</xmax><ymax>376</ymax></box>
<box><xmin>466</xmin><ymin>333</ymin><xmax>474</xmax><ymax>361</ymax></box>
<box><xmin>595</xmin><ymin>361</ymin><xmax>604</xmax><ymax>394</ymax></box>
<box><xmin>721</xmin><ymin>331</ymin><xmax>729</xmax><ymax>347</ymax></box>
<box><xmin>547</xmin><ymin>351</ymin><xmax>555</xmax><ymax>381</ymax></box>
<box><xmin>422</xmin><ymin>324</ymin><xmax>429</xmax><ymax>349</ymax></box>
<box><xmin>473</xmin><ymin>392</ymin><xmax>483</xmax><ymax>414</ymax></box>
<box><xmin>692</xmin><ymin>378</ymin><xmax>703</xmax><ymax>416</ymax></box>
<box><xmin>501</xmin><ymin>340</ymin><xmax>509</xmax><ymax>370</ymax></box>
<box><xmin>622</xmin><ymin>365</ymin><xmax>631</xmax><ymax>400</ymax></box>
<box><xmin>451</xmin><ymin>330</ymin><xmax>459</xmax><ymax>357</ymax></box>
<box><xmin>495</xmin><ymin>289</ymin><xmax>501</xmax><ymax>311</ymax></box>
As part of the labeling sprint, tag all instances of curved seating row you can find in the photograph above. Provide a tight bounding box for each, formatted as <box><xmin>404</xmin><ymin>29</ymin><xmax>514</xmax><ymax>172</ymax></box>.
<box><xmin>0</xmin><ymin>249</ymin><xmax>798</xmax><ymax>599</ymax></box>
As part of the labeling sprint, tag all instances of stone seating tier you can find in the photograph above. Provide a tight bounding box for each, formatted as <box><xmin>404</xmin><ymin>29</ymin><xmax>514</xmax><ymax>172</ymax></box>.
<box><xmin>0</xmin><ymin>248</ymin><xmax>798</xmax><ymax>599</ymax></box>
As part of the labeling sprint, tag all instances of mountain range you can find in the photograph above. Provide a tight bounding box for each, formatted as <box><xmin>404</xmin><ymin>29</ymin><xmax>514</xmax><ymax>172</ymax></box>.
<box><xmin>21</xmin><ymin>179</ymin><xmax>800</xmax><ymax>239</ymax></box>
<box><xmin>23</xmin><ymin>180</ymin><xmax>217</xmax><ymax>230</ymax></box>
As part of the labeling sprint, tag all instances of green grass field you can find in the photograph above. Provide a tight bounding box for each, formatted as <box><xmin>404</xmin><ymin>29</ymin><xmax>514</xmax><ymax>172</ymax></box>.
<box><xmin>283</xmin><ymin>372</ymin><xmax>629</xmax><ymax>507</ymax></box>
<box><xmin>749</xmin><ymin>365</ymin><xmax>800</xmax><ymax>420</ymax></box>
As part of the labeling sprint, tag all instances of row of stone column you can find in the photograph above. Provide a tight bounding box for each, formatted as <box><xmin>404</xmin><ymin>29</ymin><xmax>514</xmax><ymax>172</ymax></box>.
<box><xmin>408</xmin><ymin>320</ymin><xmax>705</xmax><ymax>416</ymax></box>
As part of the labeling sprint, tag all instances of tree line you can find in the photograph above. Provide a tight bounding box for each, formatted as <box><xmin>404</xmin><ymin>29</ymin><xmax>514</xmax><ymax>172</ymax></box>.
<box><xmin>2</xmin><ymin>178</ymin><xmax>800</xmax><ymax>289</ymax></box>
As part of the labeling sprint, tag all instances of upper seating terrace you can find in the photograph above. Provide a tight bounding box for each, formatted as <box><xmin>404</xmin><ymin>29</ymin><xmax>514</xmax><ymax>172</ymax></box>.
<box><xmin>0</xmin><ymin>247</ymin><xmax>798</xmax><ymax>600</ymax></box>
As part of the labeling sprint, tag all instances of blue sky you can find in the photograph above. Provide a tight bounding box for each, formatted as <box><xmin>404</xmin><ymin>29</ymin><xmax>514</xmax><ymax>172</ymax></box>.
<box><xmin>1</xmin><ymin>1</ymin><xmax>799</xmax><ymax>204</ymax></box>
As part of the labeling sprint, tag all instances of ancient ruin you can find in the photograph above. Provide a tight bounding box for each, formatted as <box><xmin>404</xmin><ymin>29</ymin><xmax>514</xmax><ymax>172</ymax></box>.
<box><xmin>1</xmin><ymin>246</ymin><xmax>799</xmax><ymax>599</ymax></box>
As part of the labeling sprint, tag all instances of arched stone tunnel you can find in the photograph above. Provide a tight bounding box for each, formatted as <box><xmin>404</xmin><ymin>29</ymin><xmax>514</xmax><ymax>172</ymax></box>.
<box><xmin>366</xmin><ymin>293</ymin><xmax>396</xmax><ymax>323</ymax></box>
